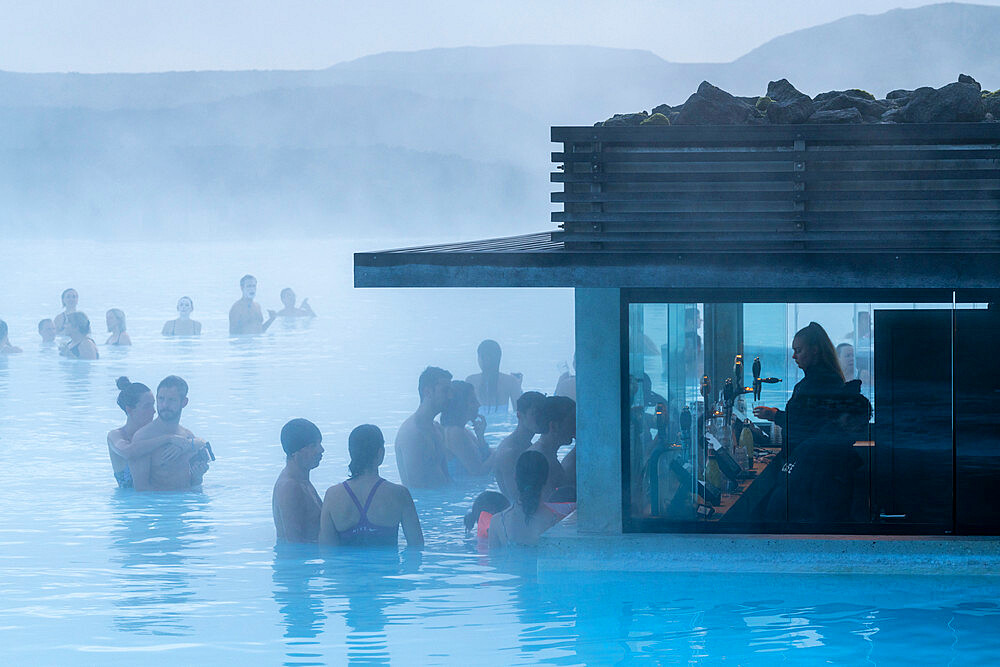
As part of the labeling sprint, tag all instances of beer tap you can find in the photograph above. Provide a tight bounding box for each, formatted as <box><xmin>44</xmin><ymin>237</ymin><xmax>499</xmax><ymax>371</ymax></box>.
<box><xmin>680</xmin><ymin>404</ymin><xmax>692</xmax><ymax>450</ymax></box>
<box><xmin>752</xmin><ymin>356</ymin><xmax>762</xmax><ymax>400</ymax></box>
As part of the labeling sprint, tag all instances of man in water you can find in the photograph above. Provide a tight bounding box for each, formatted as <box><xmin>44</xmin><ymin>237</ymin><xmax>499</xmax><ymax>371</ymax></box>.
<box><xmin>493</xmin><ymin>391</ymin><xmax>545</xmax><ymax>500</ymax></box>
<box><xmin>272</xmin><ymin>418</ymin><xmax>324</xmax><ymax>543</ymax></box>
<box><xmin>395</xmin><ymin>366</ymin><xmax>452</xmax><ymax>488</ymax></box>
<box><xmin>529</xmin><ymin>396</ymin><xmax>577</xmax><ymax>501</ymax></box>
<box><xmin>130</xmin><ymin>375</ymin><xmax>211</xmax><ymax>491</ymax></box>
<box><xmin>38</xmin><ymin>319</ymin><xmax>56</xmax><ymax>344</ymax></box>
<box><xmin>229</xmin><ymin>274</ymin><xmax>276</xmax><ymax>335</ymax></box>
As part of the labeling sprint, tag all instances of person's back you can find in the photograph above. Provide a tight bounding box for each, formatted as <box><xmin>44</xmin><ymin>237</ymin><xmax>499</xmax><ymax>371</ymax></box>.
<box><xmin>320</xmin><ymin>425</ymin><xmax>423</xmax><ymax>548</ymax></box>
<box><xmin>466</xmin><ymin>339</ymin><xmax>522</xmax><ymax>412</ymax></box>
<box><xmin>488</xmin><ymin>451</ymin><xmax>562</xmax><ymax>548</ymax></box>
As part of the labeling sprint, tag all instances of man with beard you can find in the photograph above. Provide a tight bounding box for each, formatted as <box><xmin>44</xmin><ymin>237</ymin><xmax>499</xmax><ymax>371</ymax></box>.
<box><xmin>130</xmin><ymin>375</ymin><xmax>211</xmax><ymax>491</ymax></box>
<box><xmin>229</xmin><ymin>274</ymin><xmax>276</xmax><ymax>335</ymax></box>
<box><xmin>395</xmin><ymin>366</ymin><xmax>452</xmax><ymax>488</ymax></box>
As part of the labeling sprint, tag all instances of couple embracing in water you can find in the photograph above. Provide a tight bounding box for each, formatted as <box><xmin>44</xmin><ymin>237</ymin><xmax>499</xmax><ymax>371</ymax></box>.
<box><xmin>107</xmin><ymin>375</ymin><xmax>213</xmax><ymax>491</ymax></box>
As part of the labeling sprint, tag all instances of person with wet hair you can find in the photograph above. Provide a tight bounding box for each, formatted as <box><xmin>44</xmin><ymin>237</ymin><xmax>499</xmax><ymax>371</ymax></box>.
<box><xmin>273</xmin><ymin>418</ymin><xmax>325</xmax><ymax>543</ymax></box>
<box><xmin>107</xmin><ymin>377</ymin><xmax>200</xmax><ymax>488</ymax></box>
<box><xmin>441</xmin><ymin>380</ymin><xmax>494</xmax><ymax>476</ymax></box>
<box><xmin>129</xmin><ymin>375</ymin><xmax>211</xmax><ymax>491</ymax></box>
<box><xmin>0</xmin><ymin>320</ymin><xmax>21</xmax><ymax>354</ymax></box>
<box><xmin>395</xmin><ymin>366</ymin><xmax>453</xmax><ymax>488</ymax></box>
<box><xmin>59</xmin><ymin>311</ymin><xmax>99</xmax><ymax>360</ymax></box>
<box><xmin>162</xmin><ymin>296</ymin><xmax>202</xmax><ymax>336</ymax></box>
<box><xmin>229</xmin><ymin>274</ymin><xmax>276</xmax><ymax>335</ymax></box>
<box><xmin>493</xmin><ymin>391</ymin><xmax>545</xmax><ymax>500</ymax></box>
<box><xmin>529</xmin><ymin>396</ymin><xmax>577</xmax><ymax>502</ymax></box>
<box><xmin>319</xmin><ymin>424</ymin><xmax>424</xmax><ymax>548</ymax></box>
<box><xmin>464</xmin><ymin>491</ymin><xmax>510</xmax><ymax>539</ymax></box>
<box><xmin>105</xmin><ymin>308</ymin><xmax>131</xmax><ymax>346</ymax></box>
<box><xmin>53</xmin><ymin>288</ymin><xmax>78</xmax><ymax>336</ymax></box>
<box><xmin>276</xmin><ymin>288</ymin><xmax>316</xmax><ymax>318</ymax></box>
<box><xmin>465</xmin><ymin>339</ymin><xmax>522</xmax><ymax>412</ymax></box>
<box><xmin>488</xmin><ymin>450</ymin><xmax>565</xmax><ymax>548</ymax></box>
<box><xmin>38</xmin><ymin>318</ymin><xmax>56</xmax><ymax>344</ymax></box>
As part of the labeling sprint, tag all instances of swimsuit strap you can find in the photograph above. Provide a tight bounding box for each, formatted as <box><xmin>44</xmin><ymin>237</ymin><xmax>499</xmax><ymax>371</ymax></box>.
<box><xmin>362</xmin><ymin>478</ymin><xmax>385</xmax><ymax>515</ymax></box>
<box><xmin>343</xmin><ymin>478</ymin><xmax>384</xmax><ymax>522</ymax></box>
<box><xmin>342</xmin><ymin>480</ymin><xmax>365</xmax><ymax>514</ymax></box>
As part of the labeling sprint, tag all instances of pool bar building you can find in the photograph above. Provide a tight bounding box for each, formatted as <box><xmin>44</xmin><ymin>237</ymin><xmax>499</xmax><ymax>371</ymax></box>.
<box><xmin>356</xmin><ymin>122</ymin><xmax>1000</xmax><ymax>551</ymax></box>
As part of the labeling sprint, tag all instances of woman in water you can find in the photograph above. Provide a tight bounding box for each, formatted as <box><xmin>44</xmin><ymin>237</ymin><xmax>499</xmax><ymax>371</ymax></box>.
<box><xmin>465</xmin><ymin>339</ymin><xmax>523</xmax><ymax>412</ymax></box>
<box><xmin>105</xmin><ymin>308</ymin><xmax>131</xmax><ymax>346</ymax></box>
<box><xmin>318</xmin><ymin>424</ymin><xmax>423</xmax><ymax>548</ymax></box>
<box><xmin>441</xmin><ymin>380</ymin><xmax>493</xmax><ymax>476</ymax></box>
<box><xmin>162</xmin><ymin>296</ymin><xmax>202</xmax><ymax>336</ymax></box>
<box><xmin>488</xmin><ymin>450</ymin><xmax>565</xmax><ymax>548</ymax></box>
<box><xmin>59</xmin><ymin>312</ymin><xmax>99</xmax><ymax>360</ymax></box>
<box><xmin>106</xmin><ymin>377</ymin><xmax>201</xmax><ymax>488</ymax></box>
<box><xmin>53</xmin><ymin>288</ymin><xmax>78</xmax><ymax>335</ymax></box>
<box><xmin>276</xmin><ymin>288</ymin><xmax>316</xmax><ymax>318</ymax></box>
<box><xmin>0</xmin><ymin>320</ymin><xmax>22</xmax><ymax>354</ymax></box>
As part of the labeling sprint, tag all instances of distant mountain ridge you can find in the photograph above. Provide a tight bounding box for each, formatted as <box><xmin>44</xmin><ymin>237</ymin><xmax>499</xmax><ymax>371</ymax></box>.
<box><xmin>0</xmin><ymin>3</ymin><xmax>997</xmax><ymax>238</ymax></box>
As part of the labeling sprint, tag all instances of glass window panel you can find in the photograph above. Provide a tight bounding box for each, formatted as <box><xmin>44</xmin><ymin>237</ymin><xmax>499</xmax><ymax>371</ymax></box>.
<box><xmin>626</xmin><ymin>298</ymin><xmax>976</xmax><ymax>534</ymax></box>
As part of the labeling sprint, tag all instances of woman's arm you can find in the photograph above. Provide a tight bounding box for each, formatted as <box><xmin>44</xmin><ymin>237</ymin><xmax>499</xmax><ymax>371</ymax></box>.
<box><xmin>399</xmin><ymin>487</ymin><xmax>424</xmax><ymax>547</ymax></box>
<box><xmin>317</xmin><ymin>488</ymin><xmax>341</xmax><ymax>546</ymax></box>
<box><xmin>446</xmin><ymin>427</ymin><xmax>493</xmax><ymax>476</ymax></box>
<box><xmin>120</xmin><ymin>332</ymin><xmax>132</xmax><ymax>345</ymax></box>
<box><xmin>112</xmin><ymin>431</ymin><xmax>192</xmax><ymax>461</ymax></box>
<box><xmin>193</xmin><ymin>321</ymin><xmax>202</xmax><ymax>335</ymax></box>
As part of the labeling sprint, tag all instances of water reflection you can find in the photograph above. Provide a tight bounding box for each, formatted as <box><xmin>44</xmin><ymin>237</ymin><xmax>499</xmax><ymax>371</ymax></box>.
<box><xmin>272</xmin><ymin>544</ymin><xmax>326</xmax><ymax>666</ymax></box>
<box><xmin>107</xmin><ymin>491</ymin><xmax>213</xmax><ymax>635</ymax></box>
<box><xmin>271</xmin><ymin>548</ymin><xmax>422</xmax><ymax>666</ymax></box>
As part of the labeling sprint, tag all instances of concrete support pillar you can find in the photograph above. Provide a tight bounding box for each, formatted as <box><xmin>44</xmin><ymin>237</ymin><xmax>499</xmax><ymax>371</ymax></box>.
<box><xmin>574</xmin><ymin>288</ymin><xmax>623</xmax><ymax>534</ymax></box>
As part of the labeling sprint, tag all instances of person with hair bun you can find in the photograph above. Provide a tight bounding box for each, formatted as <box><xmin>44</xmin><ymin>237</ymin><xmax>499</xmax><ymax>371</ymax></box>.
<box><xmin>319</xmin><ymin>424</ymin><xmax>423</xmax><ymax>548</ymax></box>
<box><xmin>107</xmin><ymin>377</ymin><xmax>202</xmax><ymax>488</ymax></box>
<box><xmin>272</xmin><ymin>418</ymin><xmax>325</xmax><ymax>543</ymax></box>
<box><xmin>59</xmin><ymin>311</ymin><xmax>99</xmax><ymax>359</ymax></box>
<box><xmin>488</xmin><ymin>450</ymin><xmax>565</xmax><ymax>548</ymax></box>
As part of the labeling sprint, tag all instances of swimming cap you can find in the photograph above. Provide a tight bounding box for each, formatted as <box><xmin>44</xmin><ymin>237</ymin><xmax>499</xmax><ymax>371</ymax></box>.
<box><xmin>280</xmin><ymin>418</ymin><xmax>322</xmax><ymax>455</ymax></box>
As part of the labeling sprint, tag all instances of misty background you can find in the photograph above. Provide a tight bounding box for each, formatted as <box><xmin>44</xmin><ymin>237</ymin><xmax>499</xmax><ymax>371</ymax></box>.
<box><xmin>0</xmin><ymin>2</ymin><xmax>998</xmax><ymax>240</ymax></box>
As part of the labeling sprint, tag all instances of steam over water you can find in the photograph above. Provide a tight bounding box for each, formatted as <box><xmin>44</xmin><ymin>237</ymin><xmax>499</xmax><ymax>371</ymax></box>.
<box><xmin>2</xmin><ymin>239</ymin><xmax>998</xmax><ymax>664</ymax></box>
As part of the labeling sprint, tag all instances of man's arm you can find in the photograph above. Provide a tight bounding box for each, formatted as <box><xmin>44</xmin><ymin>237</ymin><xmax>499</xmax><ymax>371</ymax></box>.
<box><xmin>228</xmin><ymin>302</ymin><xmax>241</xmax><ymax>334</ymax></box>
<box><xmin>274</xmin><ymin>482</ymin><xmax>308</xmax><ymax>543</ymax></box>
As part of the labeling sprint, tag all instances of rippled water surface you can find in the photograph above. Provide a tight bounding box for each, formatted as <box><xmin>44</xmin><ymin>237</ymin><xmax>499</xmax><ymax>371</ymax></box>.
<box><xmin>1</xmin><ymin>239</ymin><xmax>998</xmax><ymax>665</ymax></box>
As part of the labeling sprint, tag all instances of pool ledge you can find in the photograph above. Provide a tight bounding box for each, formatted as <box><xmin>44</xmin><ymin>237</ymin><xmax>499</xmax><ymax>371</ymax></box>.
<box><xmin>537</xmin><ymin>523</ymin><xmax>1000</xmax><ymax>576</ymax></box>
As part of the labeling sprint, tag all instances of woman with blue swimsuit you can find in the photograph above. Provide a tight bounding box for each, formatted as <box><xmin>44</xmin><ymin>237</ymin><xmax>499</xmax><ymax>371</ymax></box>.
<box><xmin>319</xmin><ymin>424</ymin><xmax>424</xmax><ymax>548</ymax></box>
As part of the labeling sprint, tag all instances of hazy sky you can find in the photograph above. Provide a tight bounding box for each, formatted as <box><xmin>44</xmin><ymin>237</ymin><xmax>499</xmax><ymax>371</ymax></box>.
<box><xmin>2</xmin><ymin>1</ymin><xmax>999</xmax><ymax>73</ymax></box>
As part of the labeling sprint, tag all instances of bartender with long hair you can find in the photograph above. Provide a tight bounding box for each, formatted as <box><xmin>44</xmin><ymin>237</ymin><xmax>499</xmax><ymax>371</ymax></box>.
<box><xmin>753</xmin><ymin>321</ymin><xmax>870</xmax><ymax>522</ymax></box>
